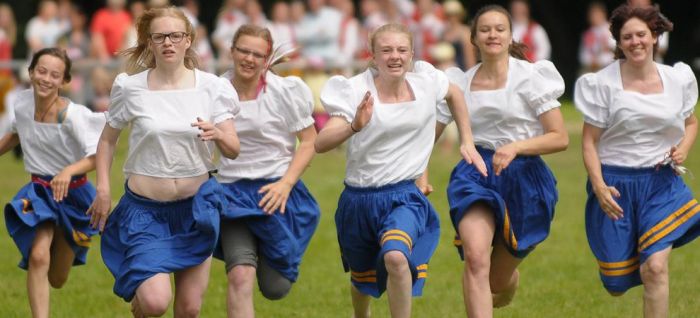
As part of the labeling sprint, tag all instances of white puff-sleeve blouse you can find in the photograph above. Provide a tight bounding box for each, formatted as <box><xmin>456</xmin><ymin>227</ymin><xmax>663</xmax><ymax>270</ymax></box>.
<box><xmin>437</xmin><ymin>57</ymin><xmax>564</xmax><ymax>150</ymax></box>
<box><xmin>575</xmin><ymin>61</ymin><xmax>698</xmax><ymax>168</ymax></box>
<box><xmin>107</xmin><ymin>69</ymin><xmax>239</xmax><ymax>178</ymax></box>
<box><xmin>320</xmin><ymin>61</ymin><xmax>449</xmax><ymax>187</ymax></box>
<box><xmin>216</xmin><ymin>71</ymin><xmax>315</xmax><ymax>182</ymax></box>
<box><xmin>11</xmin><ymin>90</ymin><xmax>106</xmax><ymax>176</ymax></box>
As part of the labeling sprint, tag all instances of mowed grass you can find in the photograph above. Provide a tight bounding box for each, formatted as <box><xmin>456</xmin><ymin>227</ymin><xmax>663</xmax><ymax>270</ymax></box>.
<box><xmin>1</xmin><ymin>103</ymin><xmax>699</xmax><ymax>317</ymax></box>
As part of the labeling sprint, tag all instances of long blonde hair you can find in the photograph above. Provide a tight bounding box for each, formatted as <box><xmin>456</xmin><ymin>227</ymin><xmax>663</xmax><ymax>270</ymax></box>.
<box><xmin>120</xmin><ymin>6</ymin><xmax>199</xmax><ymax>74</ymax></box>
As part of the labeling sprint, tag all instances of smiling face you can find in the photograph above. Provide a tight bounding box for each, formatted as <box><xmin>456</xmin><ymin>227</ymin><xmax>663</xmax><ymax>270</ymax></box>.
<box><xmin>29</xmin><ymin>54</ymin><xmax>67</xmax><ymax>99</ymax></box>
<box><xmin>148</xmin><ymin>16</ymin><xmax>191</xmax><ymax>67</ymax></box>
<box><xmin>231</xmin><ymin>34</ymin><xmax>270</xmax><ymax>82</ymax></box>
<box><xmin>618</xmin><ymin>17</ymin><xmax>656</xmax><ymax>64</ymax></box>
<box><xmin>473</xmin><ymin>10</ymin><xmax>512</xmax><ymax>58</ymax></box>
<box><xmin>372</xmin><ymin>31</ymin><xmax>413</xmax><ymax>79</ymax></box>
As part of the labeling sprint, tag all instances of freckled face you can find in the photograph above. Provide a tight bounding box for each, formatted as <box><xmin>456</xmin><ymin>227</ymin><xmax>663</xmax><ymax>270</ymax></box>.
<box><xmin>372</xmin><ymin>31</ymin><xmax>413</xmax><ymax>79</ymax></box>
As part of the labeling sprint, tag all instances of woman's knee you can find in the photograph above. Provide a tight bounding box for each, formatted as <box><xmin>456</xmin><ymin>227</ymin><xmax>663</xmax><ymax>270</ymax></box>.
<box><xmin>462</xmin><ymin>247</ymin><xmax>491</xmax><ymax>278</ymax></box>
<box><xmin>383</xmin><ymin>251</ymin><xmax>409</xmax><ymax>275</ymax></box>
<box><xmin>227</xmin><ymin>265</ymin><xmax>256</xmax><ymax>291</ymax></box>
<box><xmin>29</xmin><ymin>246</ymin><xmax>51</xmax><ymax>271</ymax></box>
<box><xmin>136</xmin><ymin>283</ymin><xmax>172</xmax><ymax>317</ymax></box>
<box><xmin>640</xmin><ymin>257</ymin><xmax>669</xmax><ymax>285</ymax></box>
<box><xmin>259</xmin><ymin>279</ymin><xmax>292</xmax><ymax>300</ymax></box>
<box><xmin>48</xmin><ymin>270</ymin><xmax>69</xmax><ymax>288</ymax></box>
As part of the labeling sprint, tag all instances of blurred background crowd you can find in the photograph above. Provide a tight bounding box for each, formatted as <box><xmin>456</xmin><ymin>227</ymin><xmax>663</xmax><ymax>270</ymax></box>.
<box><xmin>0</xmin><ymin>0</ymin><xmax>699</xmax><ymax>133</ymax></box>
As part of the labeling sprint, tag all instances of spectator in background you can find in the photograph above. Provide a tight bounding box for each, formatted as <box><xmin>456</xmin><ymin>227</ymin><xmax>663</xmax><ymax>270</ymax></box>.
<box><xmin>25</xmin><ymin>0</ymin><xmax>70</xmax><ymax>54</ymax></box>
<box><xmin>148</xmin><ymin>0</ymin><xmax>170</xmax><ymax>8</ymax></box>
<box><xmin>579</xmin><ymin>2</ymin><xmax>615</xmax><ymax>74</ymax></box>
<box><xmin>58</xmin><ymin>4</ymin><xmax>95</xmax><ymax>105</ymax></box>
<box><xmin>442</xmin><ymin>0</ymin><xmax>476</xmax><ymax>70</ymax></box>
<box><xmin>290</xmin><ymin>0</ymin><xmax>306</xmax><ymax>25</ymax></box>
<box><xmin>295</xmin><ymin>0</ymin><xmax>342</xmax><ymax>65</ymax></box>
<box><xmin>360</xmin><ymin>0</ymin><xmax>385</xmax><ymax>32</ymax></box>
<box><xmin>269</xmin><ymin>1</ymin><xmax>296</xmax><ymax>49</ymax></box>
<box><xmin>122</xmin><ymin>0</ymin><xmax>146</xmax><ymax>49</ymax></box>
<box><xmin>510</xmin><ymin>0</ymin><xmax>551</xmax><ymax>61</ymax></box>
<box><xmin>213</xmin><ymin>0</ymin><xmax>248</xmax><ymax>64</ymax></box>
<box><xmin>90</xmin><ymin>0</ymin><xmax>132</xmax><ymax>60</ymax></box>
<box><xmin>337</xmin><ymin>0</ymin><xmax>360</xmax><ymax>69</ymax></box>
<box><xmin>303</xmin><ymin>56</ymin><xmax>330</xmax><ymax>131</ymax></box>
<box><xmin>181</xmin><ymin>0</ymin><xmax>201</xmax><ymax>28</ymax></box>
<box><xmin>413</xmin><ymin>0</ymin><xmax>444</xmax><ymax>63</ymax></box>
<box><xmin>195</xmin><ymin>24</ymin><xmax>216</xmax><ymax>72</ymax></box>
<box><xmin>87</xmin><ymin>66</ymin><xmax>113</xmax><ymax>112</ymax></box>
<box><xmin>0</xmin><ymin>3</ymin><xmax>15</xmax><ymax>72</ymax></box>
<box><xmin>628</xmin><ymin>0</ymin><xmax>669</xmax><ymax>63</ymax></box>
<box><xmin>245</xmin><ymin>0</ymin><xmax>269</xmax><ymax>27</ymax></box>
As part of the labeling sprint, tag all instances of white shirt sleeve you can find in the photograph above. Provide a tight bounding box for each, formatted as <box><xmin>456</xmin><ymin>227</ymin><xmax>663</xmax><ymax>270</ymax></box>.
<box><xmin>106</xmin><ymin>73</ymin><xmax>131</xmax><ymax>129</ymax></box>
<box><xmin>69</xmin><ymin>104</ymin><xmax>107</xmax><ymax>157</ymax></box>
<box><xmin>213</xmin><ymin>77</ymin><xmax>238</xmax><ymax>124</ymax></box>
<box><xmin>279</xmin><ymin>76</ymin><xmax>315</xmax><ymax>132</ymax></box>
<box><xmin>320</xmin><ymin>75</ymin><xmax>356</xmax><ymax>123</ymax></box>
<box><xmin>413</xmin><ymin>60</ymin><xmax>449</xmax><ymax>102</ymax></box>
<box><xmin>436</xmin><ymin>67</ymin><xmax>466</xmax><ymax>125</ymax></box>
<box><xmin>524</xmin><ymin>60</ymin><xmax>564</xmax><ymax>115</ymax></box>
<box><xmin>674</xmin><ymin>62</ymin><xmax>698</xmax><ymax>118</ymax></box>
<box><xmin>574</xmin><ymin>72</ymin><xmax>609</xmax><ymax>128</ymax></box>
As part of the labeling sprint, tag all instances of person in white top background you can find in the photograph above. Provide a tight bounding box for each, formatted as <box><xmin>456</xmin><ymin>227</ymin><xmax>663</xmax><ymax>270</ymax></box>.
<box><xmin>437</xmin><ymin>4</ymin><xmax>568</xmax><ymax>317</ymax></box>
<box><xmin>215</xmin><ymin>24</ymin><xmax>320</xmax><ymax>318</ymax></box>
<box><xmin>0</xmin><ymin>48</ymin><xmax>105</xmax><ymax>318</ymax></box>
<box><xmin>575</xmin><ymin>4</ymin><xmax>698</xmax><ymax>317</ymax></box>
<box><xmin>316</xmin><ymin>23</ymin><xmax>486</xmax><ymax>318</ymax></box>
<box><xmin>510</xmin><ymin>0</ymin><xmax>550</xmax><ymax>62</ymax></box>
<box><xmin>578</xmin><ymin>2</ymin><xmax>616</xmax><ymax>74</ymax></box>
<box><xmin>87</xmin><ymin>6</ymin><xmax>240</xmax><ymax>317</ymax></box>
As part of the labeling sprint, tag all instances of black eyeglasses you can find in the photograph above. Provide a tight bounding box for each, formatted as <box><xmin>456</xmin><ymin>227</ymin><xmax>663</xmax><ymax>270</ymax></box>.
<box><xmin>234</xmin><ymin>46</ymin><xmax>267</xmax><ymax>60</ymax></box>
<box><xmin>150</xmin><ymin>32</ymin><xmax>188</xmax><ymax>44</ymax></box>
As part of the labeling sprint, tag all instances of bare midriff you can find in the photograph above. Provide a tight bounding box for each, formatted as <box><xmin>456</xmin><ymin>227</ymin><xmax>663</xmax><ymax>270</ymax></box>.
<box><xmin>127</xmin><ymin>173</ymin><xmax>209</xmax><ymax>201</ymax></box>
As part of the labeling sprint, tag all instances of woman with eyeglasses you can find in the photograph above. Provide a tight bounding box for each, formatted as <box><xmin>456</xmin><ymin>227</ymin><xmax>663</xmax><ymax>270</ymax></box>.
<box><xmin>214</xmin><ymin>24</ymin><xmax>320</xmax><ymax>317</ymax></box>
<box><xmin>1</xmin><ymin>47</ymin><xmax>105</xmax><ymax>318</ymax></box>
<box><xmin>575</xmin><ymin>5</ymin><xmax>698</xmax><ymax>316</ymax></box>
<box><xmin>87</xmin><ymin>7</ymin><xmax>240</xmax><ymax>317</ymax></box>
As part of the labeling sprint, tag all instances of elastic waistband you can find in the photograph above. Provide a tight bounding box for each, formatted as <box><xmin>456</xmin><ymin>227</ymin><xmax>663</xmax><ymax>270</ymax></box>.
<box><xmin>476</xmin><ymin>146</ymin><xmax>540</xmax><ymax>160</ymax></box>
<box><xmin>31</xmin><ymin>174</ymin><xmax>88</xmax><ymax>189</ymax></box>
<box><xmin>123</xmin><ymin>181</ymin><xmax>194</xmax><ymax>209</ymax></box>
<box><xmin>601</xmin><ymin>164</ymin><xmax>671</xmax><ymax>176</ymax></box>
<box><xmin>343</xmin><ymin>179</ymin><xmax>416</xmax><ymax>193</ymax></box>
<box><xmin>225</xmin><ymin>177</ymin><xmax>282</xmax><ymax>187</ymax></box>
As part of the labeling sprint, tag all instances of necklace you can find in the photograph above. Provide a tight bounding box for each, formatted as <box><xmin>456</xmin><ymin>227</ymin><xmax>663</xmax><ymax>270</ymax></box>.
<box><xmin>35</xmin><ymin>95</ymin><xmax>60</xmax><ymax>122</ymax></box>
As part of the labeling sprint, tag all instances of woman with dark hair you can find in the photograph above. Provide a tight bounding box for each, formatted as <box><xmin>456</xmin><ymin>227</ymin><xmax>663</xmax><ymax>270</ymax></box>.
<box><xmin>87</xmin><ymin>6</ymin><xmax>240</xmax><ymax>317</ymax></box>
<box><xmin>317</xmin><ymin>23</ymin><xmax>485</xmax><ymax>318</ymax></box>
<box><xmin>575</xmin><ymin>4</ymin><xmax>698</xmax><ymax>317</ymax></box>
<box><xmin>216</xmin><ymin>24</ymin><xmax>320</xmax><ymax>317</ymax></box>
<box><xmin>436</xmin><ymin>4</ymin><xmax>568</xmax><ymax>316</ymax></box>
<box><xmin>0</xmin><ymin>47</ymin><xmax>105</xmax><ymax>317</ymax></box>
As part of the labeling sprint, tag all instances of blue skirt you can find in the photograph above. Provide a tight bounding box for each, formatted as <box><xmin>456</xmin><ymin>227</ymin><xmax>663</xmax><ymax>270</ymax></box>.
<box><xmin>336</xmin><ymin>180</ymin><xmax>440</xmax><ymax>298</ymax></box>
<box><xmin>447</xmin><ymin>147</ymin><xmax>558</xmax><ymax>258</ymax></box>
<box><xmin>4</xmin><ymin>175</ymin><xmax>97</xmax><ymax>269</ymax></box>
<box><xmin>586</xmin><ymin>165</ymin><xmax>700</xmax><ymax>293</ymax></box>
<box><xmin>101</xmin><ymin>178</ymin><xmax>223</xmax><ymax>302</ymax></box>
<box><xmin>216</xmin><ymin>178</ymin><xmax>320</xmax><ymax>282</ymax></box>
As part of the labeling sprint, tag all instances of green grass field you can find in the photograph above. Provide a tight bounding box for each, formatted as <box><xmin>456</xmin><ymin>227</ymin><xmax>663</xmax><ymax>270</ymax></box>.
<box><xmin>1</xmin><ymin>104</ymin><xmax>699</xmax><ymax>317</ymax></box>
